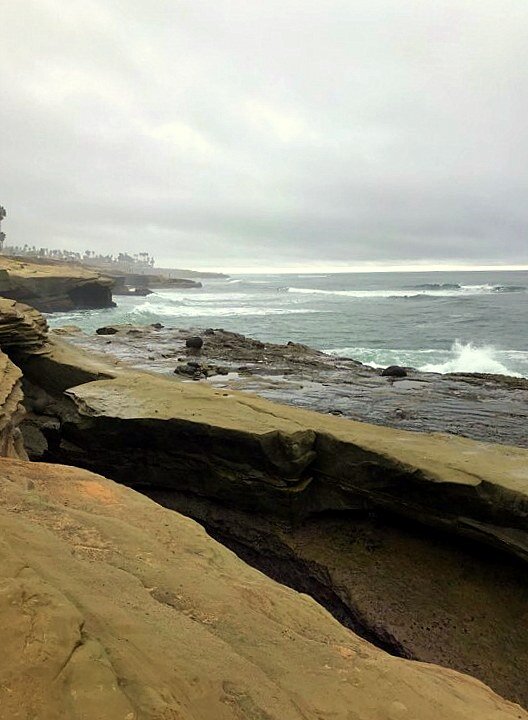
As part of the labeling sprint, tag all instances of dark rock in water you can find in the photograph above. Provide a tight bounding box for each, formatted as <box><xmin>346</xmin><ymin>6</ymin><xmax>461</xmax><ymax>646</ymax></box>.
<box><xmin>204</xmin><ymin>328</ymin><xmax>215</xmax><ymax>336</ymax></box>
<box><xmin>132</xmin><ymin>286</ymin><xmax>152</xmax><ymax>296</ymax></box>
<box><xmin>186</xmin><ymin>336</ymin><xmax>203</xmax><ymax>349</ymax></box>
<box><xmin>493</xmin><ymin>285</ymin><xmax>526</xmax><ymax>293</ymax></box>
<box><xmin>96</xmin><ymin>326</ymin><xmax>118</xmax><ymax>336</ymax></box>
<box><xmin>382</xmin><ymin>365</ymin><xmax>407</xmax><ymax>378</ymax></box>
<box><xmin>186</xmin><ymin>361</ymin><xmax>201</xmax><ymax>369</ymax></box>
<box><xmin>151</xmin><ymin>322</ymin><xmax>164</xmax><ymax>330</ymax></box>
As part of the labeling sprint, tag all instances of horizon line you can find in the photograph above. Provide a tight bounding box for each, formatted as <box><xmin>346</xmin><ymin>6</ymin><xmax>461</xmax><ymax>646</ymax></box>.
<box><xmin>159</xmin><ymin>262</ymin><xmax>528</xmax><ymax>275</ymax></box>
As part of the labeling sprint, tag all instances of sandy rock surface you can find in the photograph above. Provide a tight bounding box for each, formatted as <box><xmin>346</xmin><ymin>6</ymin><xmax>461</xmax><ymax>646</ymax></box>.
<box><xmin>0</xmin><ymin>257</ymin><xmax>114</xmax><ymax>311</ymax></box>
<box><xmin>57</xmin><ymin>324</ymin><xmax>528</xmax><ymax>448</ymax></box>
<box><xmin>0</xmin><ymin>457</ymin><xmax>526</xmax><ymax>720</ymax></box>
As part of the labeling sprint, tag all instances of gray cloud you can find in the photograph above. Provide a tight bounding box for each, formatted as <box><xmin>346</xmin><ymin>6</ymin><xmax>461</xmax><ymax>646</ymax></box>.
<box><xmin>1</xmin><ymin>0</ymin><xmax>528</xmax><ymax>270</ymax></box>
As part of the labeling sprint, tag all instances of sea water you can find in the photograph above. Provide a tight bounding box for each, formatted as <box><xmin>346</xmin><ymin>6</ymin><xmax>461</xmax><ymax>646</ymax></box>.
<box><xmin>47</xmin><ymin>270</ymin><xmax>528</xmax><ymax>377</ymax></box>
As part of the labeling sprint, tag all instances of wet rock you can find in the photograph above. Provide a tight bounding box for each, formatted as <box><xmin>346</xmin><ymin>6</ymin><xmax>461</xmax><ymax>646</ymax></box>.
<box><xmin>96</xmin><ymin>326</ymin><xmax>119</xmax><ymax>336</ymax></box>
<box><xmin>185</xmin><ymin>336</ymin><xmax>203</xmax><ymax>349</ymax></box>
<box><xmin>51</xmin><ymin>324</ymin><xmax>82</xmax><ymax>336</ymax></box>
<box><xmin>204</xmin><ymin>328</ymin><xmax>215</xmax><ymax>336</ymax></box>
<box><xmin>382</xmin><ymin>365</ymin><xmax>408</xmax><ymax>378</ymax></box>
<box><xmin>151</xmin><ymin>322</ymin><xmax>164</xmax><ymax>330</ymax></box>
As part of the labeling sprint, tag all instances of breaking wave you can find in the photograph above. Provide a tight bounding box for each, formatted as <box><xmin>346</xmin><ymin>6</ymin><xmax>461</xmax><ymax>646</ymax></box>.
<box><xmin>326</xmin><ymin>341</ymin><xmax>526</xmax><ymax>377</ymax></box>
<box><xmin>131</xmin><ymin>301</ymin><xmax>318</xmax><ymax>318</ymax></box>
<box><xmin>287</xmin><ymin>284</ymin><xmax>526</xmax><ymax>299</ymax></box>
<box><xmin>419</xmin><ymin>341</ymin><xmax>523</xmax><ymax>376</ymax></box>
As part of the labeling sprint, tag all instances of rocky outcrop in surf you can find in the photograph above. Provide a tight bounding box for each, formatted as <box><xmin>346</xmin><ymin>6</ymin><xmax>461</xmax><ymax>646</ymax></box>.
<box><xmin>56</xmin><ymin>324</ymin><xmax>528</xmax><ymax>448</ymax></box>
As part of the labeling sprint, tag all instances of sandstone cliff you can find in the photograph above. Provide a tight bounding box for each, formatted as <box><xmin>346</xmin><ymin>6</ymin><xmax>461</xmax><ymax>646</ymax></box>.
<box><xmin>0</xmin><ymin>257</ymin><xmax>115</xmax><ymax>311</ymax></box>
<box><xmin>1</xmin><ymin>305</ymin><xmax>526</xmax><ymax>710</ymax></box>
<box><xmin>17</xmin><ymin>334</ymin><xmax>528</xmax><ymax>705</ymax></box>
<box><xmin>0</xmin><ymin>456</ymin><xmax>525</xmax><ymax>720</ymax></box>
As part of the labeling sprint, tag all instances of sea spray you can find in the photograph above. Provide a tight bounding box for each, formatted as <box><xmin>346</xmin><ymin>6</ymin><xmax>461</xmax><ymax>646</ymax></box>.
<box><xmin>419</xmin><ymin>341</ymin><xmax>522</xmax><ymax>376</ymax></box>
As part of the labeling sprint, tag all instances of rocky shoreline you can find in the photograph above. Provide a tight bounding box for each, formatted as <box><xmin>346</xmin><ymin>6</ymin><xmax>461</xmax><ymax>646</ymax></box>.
<box><xmin>54</xmin><ymin>322</ymin><xmax>528</xmax><ymax>449</ymax></box>
<box><xmin>0</xmin><ymin>301</ymin><xmax>527</xmax><ymax>716</ymax></box>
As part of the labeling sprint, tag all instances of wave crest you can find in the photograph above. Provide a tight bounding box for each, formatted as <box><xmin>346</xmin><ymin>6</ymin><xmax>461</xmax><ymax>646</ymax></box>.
<box><xmin>419</xmin><ymin>341</ymin><xmax>522</xmax><ymax>376</ymax></box>
<box><xmin>326</xmin><ymin>341</ymin><xmax>525</xmax><ymax>377</ymax></box>
<box><xmin>288</xmin><ymin>284</ymin><xmax>526</xmax><ymax>299</ymax></box>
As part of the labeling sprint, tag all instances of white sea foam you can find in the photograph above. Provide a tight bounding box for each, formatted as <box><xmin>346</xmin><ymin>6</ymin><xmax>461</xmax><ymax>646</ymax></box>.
<box><xmin>419</xmin><ymin>341</ymin><xmax>523</xmax><ymax>376</ymax></box>
<box><xmin>326</xmin><ymin>341</ymin><xmax>526</xmax><ymax>377</ymax></box>
<box><xmin>131</xmin><ymin>302</ymin><xmax>318</xmax><ymax>318</ymax></box>
<box><xmin>287</xmin><ymin>284</ymin><xmax>526</xmax><ymax>299</ymax></box>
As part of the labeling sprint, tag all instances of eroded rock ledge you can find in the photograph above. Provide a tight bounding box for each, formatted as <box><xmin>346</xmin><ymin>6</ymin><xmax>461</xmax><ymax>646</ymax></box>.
<box><xmin>1</xmin><ymin>308</ymin><xmax>527</xmax><ymax>709</ymax></box>
<box><xmin>0</xmin><ymin>256</ymin><xmax>115</xmax><ymax>311</ymax></box>
<box><xmin>15</xmin><ymin>332</ymin><xmax>528</xmax><ymax>706</ymax></box>
<box><xmin>57</xmin><ymin>324</ymin><xmax>528</xmax><ymax>448</ymax></box>
<box><xmin>0</xmin><ymin>457</ymin><xmax>525</xmax><ymax>720</ymax></box>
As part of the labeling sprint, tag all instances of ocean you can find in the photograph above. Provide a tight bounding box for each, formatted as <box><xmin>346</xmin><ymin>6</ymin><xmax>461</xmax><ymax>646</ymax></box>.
<box><xmin>47</xmin><ymin>270</ymin><xmax>528</xmax><ymax>378</ymax></box>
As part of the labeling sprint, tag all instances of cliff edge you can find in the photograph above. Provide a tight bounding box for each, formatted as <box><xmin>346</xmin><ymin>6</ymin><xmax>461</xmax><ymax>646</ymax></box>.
<box><xmin>0</xmin><ymin>457</ymin><xmax>525</xmax><ymax>720</ymax></box>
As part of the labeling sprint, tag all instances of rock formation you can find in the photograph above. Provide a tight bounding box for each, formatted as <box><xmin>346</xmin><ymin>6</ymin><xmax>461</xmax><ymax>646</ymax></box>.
<box><xmin>14</xmin><ymin>333</ymin><xmax>528</xmax><ymax>706</ymax></box>
<box><xmin>58</xmin><ymin>325</ymin><xmax>528</xmax><ymax>449</ymax></box>
<box><xmin>0</xmin><ymin>298</ymin><xmax>48</xmax><ymax>353</ymax></box>
<box><xmin>0</xmin><ymin>298</ymin><xmax>48</xmax><ymax>458</ymax></box>
<box><xmin>1</xmin><ymin>309</ymin><xmax>527</xmax><ymax>710</ymax></box>
<box><xmin>0</xmin><ymin>256</ymin><xmax>115</xmax><ymax>311</ymax></box>
<box><xmin>0</xmin><ymin>456</ymin><xmax>525</xmax><ymax>720</ymax></box>
<box><xmin>0</xmin><ymin>350</ymin><xmax>27</xmax><ymax>459</ymax></box>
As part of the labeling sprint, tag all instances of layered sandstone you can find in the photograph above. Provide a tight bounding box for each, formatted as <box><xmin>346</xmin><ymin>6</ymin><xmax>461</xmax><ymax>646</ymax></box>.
<box><xmin>0</xmin><ymin>256</ymin><xmax>115</xmax><ymax>311</ymax></box>
<box><xmin>0</xmin><ymin>456</ymin><xmax>525</xmax><ymax>720</ymax></box>
<box><xmin>54</xmin><ymin>365</ymin><xmax>528</xmax><ymax>562</ymax></box>
<box><xmin>0</xmin><ymin>298</ymin><xmax>48</xmax><ymax>353</ymax></box>
<box><xmin>14</xmin><ymin>335</ymin><xmax>528</xmax><ymax>706</ymax></box>
<box><xmin>0</xmin><ymin>350</ymin><xmax>27</xmax><ymax>459</ymax></box>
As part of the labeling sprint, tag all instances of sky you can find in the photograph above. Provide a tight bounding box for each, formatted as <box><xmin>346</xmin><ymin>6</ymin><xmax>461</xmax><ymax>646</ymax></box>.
<box><xmin>1</xmin><ymin>1</ymin><xmax>528</xmax><ymax>272</ymax></box>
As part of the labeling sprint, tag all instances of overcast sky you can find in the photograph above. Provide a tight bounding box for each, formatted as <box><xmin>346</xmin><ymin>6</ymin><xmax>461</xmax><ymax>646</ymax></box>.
<box><xmin>2</xmin><ymin>1</ymin><xmax>528</xmax><ymax>271</ymax></box>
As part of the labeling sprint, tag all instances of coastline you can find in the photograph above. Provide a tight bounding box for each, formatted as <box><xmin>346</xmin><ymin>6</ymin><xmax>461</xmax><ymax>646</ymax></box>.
<box><xmin>52</xmin><ymin>322</ymin><xmax>528</xmax><ymax>449</ymax></box>
<box><xmin>1</xmin><ymin>299</ymin><xmax>527</xmax><ymax>714</ymax></box>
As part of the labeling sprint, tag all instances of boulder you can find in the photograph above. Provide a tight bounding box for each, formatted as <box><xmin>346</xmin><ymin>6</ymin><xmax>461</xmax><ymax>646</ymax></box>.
<box><xmin>186</xmin><ymin>335</ymin><xmax>204</xmax><ymax>349</ymax></box>
<box><xmin>382</xmin><ymin>365</ymin><xmax>408</xmax><ymax>378</ymax></box>
<box><xmin>0</xmin><ymin>456</ymin><xmax>524</xmax><ymax>720</ymax></box>
<box><xmin>95</xmin><ymin>326</ymin><xmax>119</xmax><ymax>336</ymax></box>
